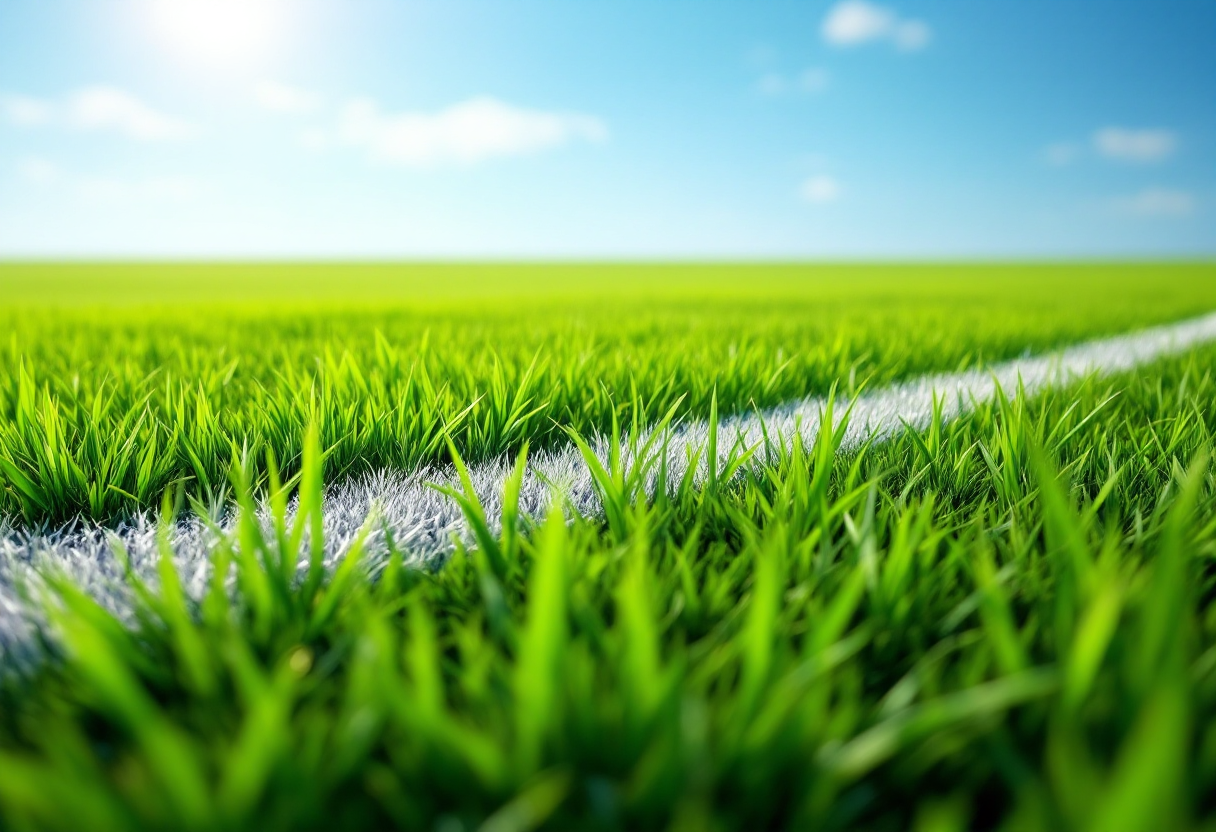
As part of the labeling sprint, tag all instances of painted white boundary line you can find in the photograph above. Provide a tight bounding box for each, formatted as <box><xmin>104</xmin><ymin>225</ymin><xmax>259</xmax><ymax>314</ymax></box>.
<box><xmin>3</xmin><ymin>311</ymin><xmax>1216</xmax><ymax>665</ymax></box>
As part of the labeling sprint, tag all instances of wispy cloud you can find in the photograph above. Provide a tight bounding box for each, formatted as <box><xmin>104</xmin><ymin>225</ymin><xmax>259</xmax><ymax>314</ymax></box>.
<box><xmin>821</xmin><ymin>1</ymin><xmax>931</xmax><ymax>52</ymax></box>
<box><xmin>1093</xmin><ymin>127</ymin><xmax>1176</xmax><ymax>163</ymax></box>
<box><xmin>1043</xmin><ymin>128</ymin><xmax>1178</xmax><ymax>166</ymax></box>
<box><xmin>1</xmin><ymin>87</ymin><xmax>195</xmax><ymax>141</ymax></box>
<box><xmin>800</xmin><ymin>175</ymin><xmax>841</xmax><ymax>204</ymax></box>
<box><xmin>315</xmin><ymin>96</ymin><xmax>608</xmax><ymax>167</ymax></box>
<box><xmin>1109</xmin><ymin>187</ymin><xmax>1195</xmax><ymax>217</ymax></box>
<box><xmin>68</xmin><ymin>87</ymin><xmax>195</xmax><ymax>141</ymax></box>
<box><xmin>255</xmin><ymin>80</ymin><xmax>322</xmax><ymax>115</ymax></box>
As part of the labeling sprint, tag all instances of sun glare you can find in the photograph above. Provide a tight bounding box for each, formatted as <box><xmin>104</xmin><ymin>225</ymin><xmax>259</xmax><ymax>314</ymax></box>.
<box><xmin>148</xmin><ymin>0</ymin><xmax>283</xmax><ymax>66</ymax></box>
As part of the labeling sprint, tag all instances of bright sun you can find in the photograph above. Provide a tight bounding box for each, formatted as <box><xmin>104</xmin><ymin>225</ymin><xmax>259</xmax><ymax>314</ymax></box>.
<box><xmin>149</xmin><ymin>0</ymin><xmax>283</xmax><ymax>66</ymax></box>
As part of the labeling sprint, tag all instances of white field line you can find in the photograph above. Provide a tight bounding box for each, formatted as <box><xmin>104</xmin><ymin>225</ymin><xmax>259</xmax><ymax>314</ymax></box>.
<box><xmin>3</xmin><ymin>311</ymin><xmax>1216</xmax><ymax>667</ymax></box>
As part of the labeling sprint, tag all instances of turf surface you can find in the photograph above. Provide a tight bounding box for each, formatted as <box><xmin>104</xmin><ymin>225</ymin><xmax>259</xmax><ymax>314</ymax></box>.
<box><xmin>2</xmin><ymin>262</ymin><xmax>1216</xmax><ymax>524</ymax></box>
<box><xmin>1</xmin><ymin>262</ymin><xmax>1216</xmax><ymax>831</ymax></box>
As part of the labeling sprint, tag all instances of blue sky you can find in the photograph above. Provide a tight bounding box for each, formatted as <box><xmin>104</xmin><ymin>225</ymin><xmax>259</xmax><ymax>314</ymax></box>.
<box><xmin>0</xmin><ymin>0</ymin><xmax>1212</xmax><ymax>258</ymax></box>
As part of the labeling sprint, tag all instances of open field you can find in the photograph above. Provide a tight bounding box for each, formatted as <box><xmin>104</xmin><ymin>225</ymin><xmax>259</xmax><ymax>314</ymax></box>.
<box><xmin>4</xmin><ymin>262</ymin><xmax>1216</xmax><ymax>525</ymax></box>
<box><xmin>2</xmin><ymin>262</ymin><xmax>1216</xmax><ymax>831</ymax></box>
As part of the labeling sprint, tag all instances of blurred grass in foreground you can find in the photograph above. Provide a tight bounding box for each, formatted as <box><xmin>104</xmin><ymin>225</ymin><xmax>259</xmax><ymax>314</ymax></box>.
<box><xmin>2</xmin><ymin>341</ymin><xmax>1216</xmax><ymax>830</ymax></box>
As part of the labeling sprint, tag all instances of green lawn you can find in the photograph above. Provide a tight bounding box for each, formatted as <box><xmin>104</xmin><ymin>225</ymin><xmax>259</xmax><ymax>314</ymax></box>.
<box><xmin>2</xmin><ymin>262</ymin><xmax>1216</xmax><ymax>831</ymax></box>
<box><xmin>3</xmin><ymin>261</ymin><xmax>1215</xmax><ymax>523</ymax></box>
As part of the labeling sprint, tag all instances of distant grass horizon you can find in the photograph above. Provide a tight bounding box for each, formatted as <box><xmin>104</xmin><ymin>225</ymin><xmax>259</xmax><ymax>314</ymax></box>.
<box><xmin>3</xmin><ymin>260</ymin><xmax>1214</xmax><ymax>307</ymax></box>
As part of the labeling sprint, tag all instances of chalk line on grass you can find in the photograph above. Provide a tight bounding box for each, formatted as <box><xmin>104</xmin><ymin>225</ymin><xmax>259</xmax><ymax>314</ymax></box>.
<box><xmin>4</xmin><ymin>311</ymin><xmax>1216</xmax><ymax>667</ymax></box>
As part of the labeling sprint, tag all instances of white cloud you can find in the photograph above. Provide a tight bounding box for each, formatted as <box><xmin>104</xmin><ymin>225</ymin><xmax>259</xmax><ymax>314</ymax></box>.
<box><xmin>330</xmin><ymin>96</ymin><xmax>608</xmax><ymax>167</ymax></box>
<box><xmin>1110</xmin><ymin>188</ymin><xmax>1195</xmax><ymax>217</ymax></box>
<box><xmin>255</xmin><ymin>80</ymin><xmax>322</xmax><ymax>115</ymax></box>
<box><xmin>1</xmin><ymin>94</ymin><xmax>53</xmax><ymax>126</ymax></box>
<box><xmin>67</xmin><ymin>87</ymin><xmax>195</xmax><ymax>141</ymax></box>
<box><xmin>1</xmin><ymin>87</ymin><xmax>194</xmax><ymax>141</ymax></box>
<box><xmin>823</xmin><ymin>1</ymin><xmax>894</xmax><ymax>44</ymax></box>
<box><xmin>822</xmin><ymin>1</ymin><xmax>931</xmax><ymax>51</ymax></box>
<box><xmin>1093</xmin><ymin>127</ymin><xmax>1176</xmax><ymax>163</ymax></box>
<box><xmin>800</xmin><ymin>175</ymin><xmax>841</xmax><ymax>204</ymax></box>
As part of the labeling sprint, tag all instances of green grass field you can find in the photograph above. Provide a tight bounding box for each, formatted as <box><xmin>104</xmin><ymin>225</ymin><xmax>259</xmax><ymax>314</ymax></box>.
<box><xmin>4</xmin><ymin>262</ymin><xmax>1216</xmax><ymax>525</ymax></box>
<box><xmin>2</xmin><ymin>262</ymin><xmax>1216</xmax><ymax>831</ymax></box>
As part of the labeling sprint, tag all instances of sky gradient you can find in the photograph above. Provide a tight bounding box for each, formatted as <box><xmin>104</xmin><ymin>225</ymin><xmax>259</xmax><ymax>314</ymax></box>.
<box><xmin>1</xmin><ymin>0</ymin><xmax>1213</xmax><ymax>258</ymax></box>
